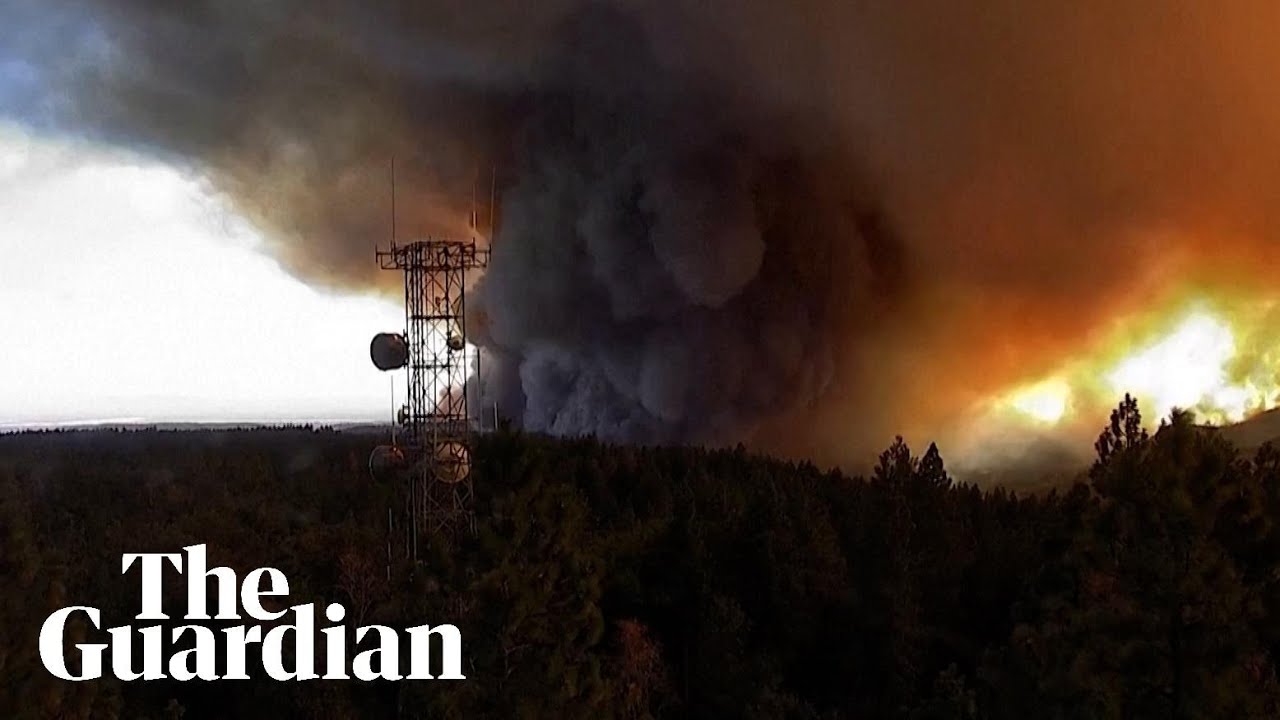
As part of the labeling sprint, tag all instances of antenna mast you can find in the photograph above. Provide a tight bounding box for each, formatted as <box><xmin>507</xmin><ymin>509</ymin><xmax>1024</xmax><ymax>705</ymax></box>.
<box><xmin>376</xmin><ymin>240</ymin><xmax>489</xmax><ymax>549</ymax></box>
<box><xmin>390</xmin><ymin>158</ymin><xmax>398</xmax><ymax>248</ymax></box>
<box><xmin>489</xmin><ymin>166</ymin><xmax>496</xmax><ymax>237</ymax></box>
<box><xmin>370</xmin><ymin>157</ymin><xmax>496</xmax><ymax>563</ymax></box>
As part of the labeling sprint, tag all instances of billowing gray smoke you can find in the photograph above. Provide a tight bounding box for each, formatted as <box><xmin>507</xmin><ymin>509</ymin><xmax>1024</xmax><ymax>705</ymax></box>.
<box><xmin>471</xmin><ymin>8</ymin><xmax>899</xmax><ymax>444</ymax></box>
<box><xmin>0</xmin><ymin>1</ymin><xmax>902</xmax><ymax>452</ymax></box>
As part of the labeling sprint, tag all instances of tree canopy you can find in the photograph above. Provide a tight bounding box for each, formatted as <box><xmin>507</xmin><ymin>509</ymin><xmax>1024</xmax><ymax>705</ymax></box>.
<box><xmin>1</xmin><ymin>402</ymin><xmax>1279</xmax><ymax>718</ymax></box>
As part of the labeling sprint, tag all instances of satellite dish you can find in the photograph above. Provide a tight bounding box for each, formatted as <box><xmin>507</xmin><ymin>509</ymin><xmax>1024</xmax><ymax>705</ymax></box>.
<box><xmin>433</xmin><ymin>441</ymin><xmax>471</xmax><ymax>484</ymax></box>
<box><xmin>369</xmin><ymin>444</ymin><xmax>406</xmax><ymax>480</ymax></box>
<box><xmin>370</xmin><ymin>333</ymin><xmax>408</xmax><ymax>371</ymax></box>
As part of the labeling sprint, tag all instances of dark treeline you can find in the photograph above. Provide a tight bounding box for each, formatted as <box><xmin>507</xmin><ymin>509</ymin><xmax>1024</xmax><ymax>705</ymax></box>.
<box><xmin>3</xmin><ymin>397</ymin><xmax>1280</xmax><ymax>718</ymax></box>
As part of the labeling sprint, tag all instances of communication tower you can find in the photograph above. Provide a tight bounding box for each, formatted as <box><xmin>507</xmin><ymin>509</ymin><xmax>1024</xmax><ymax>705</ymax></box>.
<box><xmin>370</xmin><ymin>238</ymin><xmax>489</xmax><ymax>558</ymax></box>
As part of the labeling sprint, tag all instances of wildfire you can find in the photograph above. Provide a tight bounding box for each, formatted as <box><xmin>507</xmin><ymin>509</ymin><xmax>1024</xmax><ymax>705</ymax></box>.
<box><xmin>1002</xmin><ymin>377</ymin><xmax>1072</xmax><ymax>425</ymax></box>
<box><xmin>994</xmin><ymin>295</ymin><xmax>1280</xmax><ymax>427</ymax></box>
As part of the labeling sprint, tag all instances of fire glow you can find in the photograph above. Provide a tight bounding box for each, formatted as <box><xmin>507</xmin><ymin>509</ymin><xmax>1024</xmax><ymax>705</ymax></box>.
<box><xmin>996</xmin><ymin>296</ymin><xmax>1280</xmax><ymax>427</ymax></box>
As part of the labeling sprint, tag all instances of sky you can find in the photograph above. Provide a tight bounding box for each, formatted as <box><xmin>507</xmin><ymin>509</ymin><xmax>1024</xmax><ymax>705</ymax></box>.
<box><xmin>0</xmin><ymin>121</ymin><xmax>403</xmax><ymax>427</ymax></box>
<box><xmin>9</xmin><ymin>1</ymin><xmax>1280</xmax><ymax>468</ymax></box>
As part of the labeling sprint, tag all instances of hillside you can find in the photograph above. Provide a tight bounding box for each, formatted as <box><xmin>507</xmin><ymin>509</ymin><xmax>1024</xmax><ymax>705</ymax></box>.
<box><xmin>1213</xmin><ymin>407</ymin><xmax>1280</xmax><ymax>451</ymax></box>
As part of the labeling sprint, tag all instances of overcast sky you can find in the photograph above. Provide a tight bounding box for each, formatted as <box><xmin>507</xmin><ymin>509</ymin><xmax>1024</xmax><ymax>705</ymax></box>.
<box><xmin>0</xmin><ymin>121</ymin><xmax>403</xmax><ymax>427</ymax></box>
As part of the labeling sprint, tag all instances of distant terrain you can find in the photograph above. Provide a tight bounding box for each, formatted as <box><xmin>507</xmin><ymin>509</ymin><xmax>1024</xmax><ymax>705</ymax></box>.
<box><xmin>1212</xmin><ymin>407</ymin><xmax>1280</xmax><ymax>452</ymax></box>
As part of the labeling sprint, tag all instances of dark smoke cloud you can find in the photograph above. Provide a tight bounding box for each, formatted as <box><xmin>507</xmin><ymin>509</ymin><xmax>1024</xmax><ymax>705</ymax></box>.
<box><xmin>470</xmin><ymin>7</ymin><xmax>898</xmax><ymax>445</ymax></box>
<box><xmin>0</xmin><ymin>0</ymin><xmax>901</xmax><ymax>456</ymax></box>
<box><xmin>8</xmin><ymin>0</ymin><xmax>1280</xmax><ymax>465</ymax></box>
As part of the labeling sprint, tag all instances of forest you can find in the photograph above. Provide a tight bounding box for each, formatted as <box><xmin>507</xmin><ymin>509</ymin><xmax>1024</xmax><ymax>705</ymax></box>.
<box><xmin>2</xmin><ymin>396</ymin><xmax>1280</xmax><ymax>719</ymax></box>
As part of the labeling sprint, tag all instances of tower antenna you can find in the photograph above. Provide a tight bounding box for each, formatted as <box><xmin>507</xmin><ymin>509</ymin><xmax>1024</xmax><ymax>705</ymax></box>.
<box><xmin>372</xmin><ymin>236</ymin><xmax>489</xmax><ymax>555</ymax></box>
<box><xmin>470</xmin><ymin>169</ymin><xmax>479</xmax><ymax>233</ymax></box>
<box><xmin>489</xmin><ymin>166</ymin><xmax>497</xmax><ymax>239</ymax></box>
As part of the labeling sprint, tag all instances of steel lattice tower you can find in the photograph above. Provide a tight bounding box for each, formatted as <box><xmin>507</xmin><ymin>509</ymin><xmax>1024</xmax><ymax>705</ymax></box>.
<box><xmin>376</xmin><ymin>239</ymin><xmax>489</xmax><ymax>553</ymax></box>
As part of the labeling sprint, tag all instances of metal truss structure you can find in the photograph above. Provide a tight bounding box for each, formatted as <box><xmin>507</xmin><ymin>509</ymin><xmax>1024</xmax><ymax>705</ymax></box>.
<box><xmin>376</xmin><ymin>239</ymin><xmax>490</xmax><ymax>555</ymax></box>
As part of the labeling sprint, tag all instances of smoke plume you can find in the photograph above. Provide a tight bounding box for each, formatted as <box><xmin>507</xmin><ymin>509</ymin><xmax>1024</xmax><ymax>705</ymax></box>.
<box><xmin>7</xmin><ymin>0</ymin><xmax>1280</xmax><ymax>465</ymax></box>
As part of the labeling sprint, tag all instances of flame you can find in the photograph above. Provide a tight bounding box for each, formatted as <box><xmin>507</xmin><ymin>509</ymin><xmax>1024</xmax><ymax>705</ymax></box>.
<box><xmin>992</xmin><ymin>293</ymin><xmax>1280</xmax><ymax>427</ymax></box>
<box><xmin>1105</xmin><ymin>312</ymin><xmax>1250</xmax><ymax>423</ymax></box>
<box><xmin>1002</xmin><ymin>377</ymin><xmax>1072</xmax><ymax>424</ymax></box>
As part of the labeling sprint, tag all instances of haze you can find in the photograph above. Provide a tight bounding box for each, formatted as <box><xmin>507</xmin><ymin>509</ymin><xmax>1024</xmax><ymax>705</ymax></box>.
<box><xmin>0</xmin><ymin>122</ymin><xmax>400</xmax><ymax>427</ymax></box>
